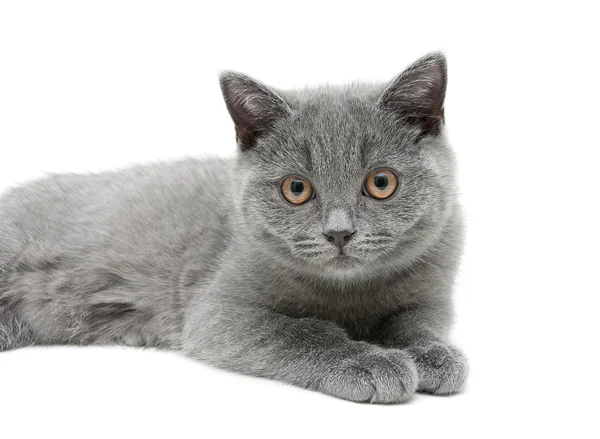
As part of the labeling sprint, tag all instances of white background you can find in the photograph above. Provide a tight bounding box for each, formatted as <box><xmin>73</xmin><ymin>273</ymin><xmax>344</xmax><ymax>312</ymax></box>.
<box><xmin>1</xmin><ymin>1</ymin><xmax>599</xmax><ymax>438</ymax></box>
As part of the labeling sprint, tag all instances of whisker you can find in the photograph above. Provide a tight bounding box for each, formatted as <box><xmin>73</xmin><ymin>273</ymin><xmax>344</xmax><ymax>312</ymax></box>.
<box><xmin>359</xmin><ymin>239</ymin><xmax>391</xmax><ymax>245</ymax></box>
<box><xmin>294</xmin><ymin>243</ymin><xmax>320</xmax><ymax>250</ymax></box>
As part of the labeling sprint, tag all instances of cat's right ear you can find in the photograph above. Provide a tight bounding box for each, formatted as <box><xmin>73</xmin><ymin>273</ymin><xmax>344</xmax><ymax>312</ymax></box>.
<box><xmin>219</xmin><ymin>72</ymin><xmax>291</xmax><ymax>150</ymax></box>
<box><xmin>378</xmin><ymin>52</ymin><xmax>447</xmax><ymax>136</ymax></box>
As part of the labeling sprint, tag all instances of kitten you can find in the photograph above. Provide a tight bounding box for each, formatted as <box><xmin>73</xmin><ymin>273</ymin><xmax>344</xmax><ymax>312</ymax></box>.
<box><xmin>0</xmin><ymin>52</ymin><xmax>467</xmax><ymax>403</ymax></box>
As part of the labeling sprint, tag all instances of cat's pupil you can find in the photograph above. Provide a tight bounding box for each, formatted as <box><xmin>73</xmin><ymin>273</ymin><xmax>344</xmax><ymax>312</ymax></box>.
<box><xmin>290</xmin><ymin>179</ymin><xmax>305</xmax><ymax>196</ymax></box>
<box><xmin>373</xmin><ymin>173</ymin><xmax>388</xmax><ymax>190</ymax></box>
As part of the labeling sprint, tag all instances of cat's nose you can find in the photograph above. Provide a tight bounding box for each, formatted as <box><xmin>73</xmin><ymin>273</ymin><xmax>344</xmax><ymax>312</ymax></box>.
<box><xmin>324</xmin><ymin>229</ymin><xmax>355</xmax><ymax>250</ymax></box>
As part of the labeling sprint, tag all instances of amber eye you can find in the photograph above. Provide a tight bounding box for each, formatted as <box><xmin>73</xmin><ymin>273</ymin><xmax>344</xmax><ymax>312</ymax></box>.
<box><xmin>281</xmin><ymin>176</ymin><xmax>314</xmax><ymax>205</ymax></box>
<box><xmin>363</xmin><ymin>169</ymin><xmax>398</xmax><ymax>200</ymax></box>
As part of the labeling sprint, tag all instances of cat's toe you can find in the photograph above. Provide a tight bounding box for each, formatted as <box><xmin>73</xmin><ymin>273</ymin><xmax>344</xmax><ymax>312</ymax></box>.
<box><xmin>364</xmin><ymin>349</ymin><xmax>418</xmax><ymax>403</ymax></box>
<box><xmin>318</xmin><ymin>348</ymin><xmax>418</xmax><ymax>404</ymax></box>
<box><xmin>409</xmin><ymin>343</ymin><xmax>468</xmax><ymax>395</ymax></box>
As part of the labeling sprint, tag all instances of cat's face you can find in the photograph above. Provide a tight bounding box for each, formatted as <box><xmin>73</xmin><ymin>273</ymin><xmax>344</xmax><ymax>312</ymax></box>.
<box><xmin>221</xmin><ymin>53</ymin><xmax>457</xmax><ymax>278</ymax></box>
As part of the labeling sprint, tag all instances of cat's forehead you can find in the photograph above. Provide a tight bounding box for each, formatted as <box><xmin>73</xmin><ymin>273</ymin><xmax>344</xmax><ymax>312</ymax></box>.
<box><xmin>266</xmin><ymin>86</ymin><xmax>412</xmax><ymax>177</ymax></box>
<box><xmin>285</xmin><ymin>84</ymin><xmax>382</xmax><ymax>119</ymax></box>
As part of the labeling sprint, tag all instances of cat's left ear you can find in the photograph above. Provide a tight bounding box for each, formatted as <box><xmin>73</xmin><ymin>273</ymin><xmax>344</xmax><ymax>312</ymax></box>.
<box><xmin>378</xmin><ymin>52</ymin><xmax>447</xmax><ymax>135</ymax></box>
<box><xmin>219</xmin><ymin>71</ymin><xmax>291</xmax><ymax>150</ymax></box>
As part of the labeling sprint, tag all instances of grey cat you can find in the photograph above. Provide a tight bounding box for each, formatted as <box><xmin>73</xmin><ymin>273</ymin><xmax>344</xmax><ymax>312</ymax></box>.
<box><xmin>0</xmin><ymin>52</ymin><xmax>467</xmax><ymax>403</ymax></box>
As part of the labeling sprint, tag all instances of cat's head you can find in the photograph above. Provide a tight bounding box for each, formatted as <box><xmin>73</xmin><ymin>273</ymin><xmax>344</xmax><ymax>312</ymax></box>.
<box><xmin>220</xmin><ymin>52</ymin><xmax>457</xmax><ymax>279</ymax></box>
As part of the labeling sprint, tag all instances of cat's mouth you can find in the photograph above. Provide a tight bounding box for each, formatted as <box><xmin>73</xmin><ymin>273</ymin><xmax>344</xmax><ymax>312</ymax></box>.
<box><xmin>330</xmin><ymin>251</ymin><xmax>357</xmax><ymax>266</ymax></box>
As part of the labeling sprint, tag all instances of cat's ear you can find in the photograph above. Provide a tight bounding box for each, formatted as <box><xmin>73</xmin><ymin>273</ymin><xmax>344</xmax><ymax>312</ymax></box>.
<box><xmin>378</xmin><ymin>52</ymin><xmax>447</xmax><ymax>135</ymax></box>
<box><xmin>219</xmin><ymin>71</ymin><xmax>291</xmax><ymax>149</ymax></box>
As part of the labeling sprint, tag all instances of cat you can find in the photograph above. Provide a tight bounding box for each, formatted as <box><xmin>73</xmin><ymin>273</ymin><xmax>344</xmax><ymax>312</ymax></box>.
<box><xmin>0</xmin><ymin>52</ymin><xmax>467</xmax><ymax>403</ymax></box>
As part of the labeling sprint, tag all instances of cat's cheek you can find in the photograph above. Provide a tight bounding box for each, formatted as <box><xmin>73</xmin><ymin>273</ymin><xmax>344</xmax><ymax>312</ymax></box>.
<box><xmin>263</xmin><ymin>208</ymin><xmax>324</xmax><ymax>258</ymax></box>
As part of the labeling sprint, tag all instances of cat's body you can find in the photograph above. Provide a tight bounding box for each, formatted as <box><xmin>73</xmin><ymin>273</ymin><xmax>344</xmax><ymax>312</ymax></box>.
<box><xmin>0</xmin><ymin>53</ymin><xmax>468</xmax><ymax>403</ymax></box>
<box><xmin>0</xmin><ymin>158</ymin><xmax>231</xmax><ymax>349</ymax></box>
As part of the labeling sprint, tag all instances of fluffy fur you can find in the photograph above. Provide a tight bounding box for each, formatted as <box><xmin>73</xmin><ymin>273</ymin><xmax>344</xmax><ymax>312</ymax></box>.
<box><xmin>0</xmin><ymin>52</ymin><xmax>467</xmax><ymax>403</ymax></box>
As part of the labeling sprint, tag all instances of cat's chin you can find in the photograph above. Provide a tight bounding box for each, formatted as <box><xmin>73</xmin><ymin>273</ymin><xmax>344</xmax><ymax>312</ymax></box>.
<box><xmin>299</xmin><ymin>252</ymin><xmax>360</xmax><ymax>274</ymax></box>
<box><xmin>311</xmin><ymin>256</ymin><xmax>373</xmax><ymax>281</ymax></box>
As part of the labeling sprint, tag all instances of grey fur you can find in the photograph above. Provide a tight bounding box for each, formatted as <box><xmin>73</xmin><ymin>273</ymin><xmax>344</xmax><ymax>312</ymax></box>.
<box><xmin>0</xmin><ymin>52</ymin><xmax>467</xmax><ymax>403</ymax></box>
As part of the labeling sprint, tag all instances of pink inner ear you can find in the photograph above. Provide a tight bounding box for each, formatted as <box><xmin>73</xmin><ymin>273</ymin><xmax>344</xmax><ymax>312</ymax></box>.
<box><xmin>379</xmin><ymin>55</ymin><xmax>447</xmax><ymax>133</ymax></box>
<box><xmin>220</xmin><ymin>72</ymin><xmax>291</xmax><ymax>149</ymax></box>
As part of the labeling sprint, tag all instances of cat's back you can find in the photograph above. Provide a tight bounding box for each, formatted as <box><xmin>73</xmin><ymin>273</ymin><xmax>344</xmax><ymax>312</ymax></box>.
<box><xmin>0</xmin><ymin>157</ymin><xmax>233</xmax><ymax>259</ymax></box>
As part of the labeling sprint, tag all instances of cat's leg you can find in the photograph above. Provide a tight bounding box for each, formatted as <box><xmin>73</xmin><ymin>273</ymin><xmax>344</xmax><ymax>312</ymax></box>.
<box><xmin>0</xmin><ymin>232</ymin><xmax>37</xmax><ymax>351</ymax></box>
<box><xmin>182</xmin><ymin>293</ymin><xmax>418</xmax><ymax>404</ymax></box>
<box><xmin>0</xmin><ymin>301</ymin><xmax>37</xmax><ymax>351</ymax></box>
<box><xmin>368</xmin><ymin>309</ymin><xmax>468</xmax><ymax>395</ymax></box>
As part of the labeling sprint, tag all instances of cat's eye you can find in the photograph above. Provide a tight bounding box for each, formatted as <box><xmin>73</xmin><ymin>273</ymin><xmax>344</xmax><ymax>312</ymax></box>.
<box><xmin>281</xmin><ymin>176</ymin><xmax>314</xmax><ymax>205</ymax></box>
<box><xmin>363</xmin><ymin>169</ymin><xmax>398</xmax><ymax>200</ymax></box>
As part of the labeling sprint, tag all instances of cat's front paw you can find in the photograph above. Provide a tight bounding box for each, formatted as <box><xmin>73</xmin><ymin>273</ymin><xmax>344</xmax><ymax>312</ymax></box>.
<box><xmin>317</xmin><ymin>348</ymin><xmax>418</xmax><ymax>404</ymax></box>
<box><xmin>408</xmin><ymin>343</ymin><xmax>468</xmax><ymax>395</ymax></box>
